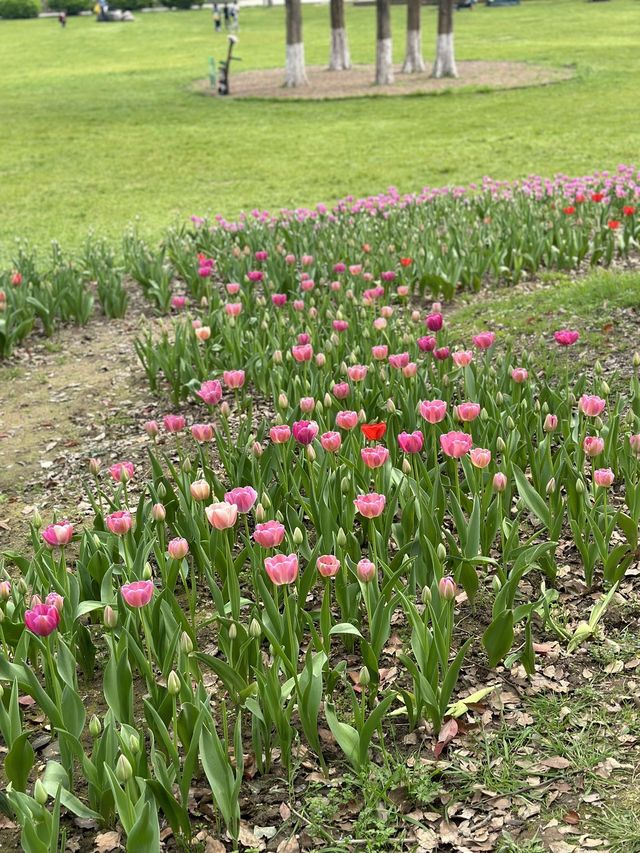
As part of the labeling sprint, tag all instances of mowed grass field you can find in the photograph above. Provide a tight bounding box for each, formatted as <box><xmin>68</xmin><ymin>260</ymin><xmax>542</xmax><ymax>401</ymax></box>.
<box><xmin>0</xmin><ymin>0</ymin><xmax>639</xmax><ymax>250</ymax></box>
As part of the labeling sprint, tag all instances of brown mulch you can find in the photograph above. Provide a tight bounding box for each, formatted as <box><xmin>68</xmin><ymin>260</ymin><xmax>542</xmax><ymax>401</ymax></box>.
<box><xmin>194</xmin><ymin>61</ymin><xmax>574</xmax><ymax>101</ymax></box>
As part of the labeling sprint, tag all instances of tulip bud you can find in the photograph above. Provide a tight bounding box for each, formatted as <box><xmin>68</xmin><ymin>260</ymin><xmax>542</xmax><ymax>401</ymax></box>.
<box><xmin>182</xmin><ymin>457</ymin><xmax>192</xmax><ymax>474</ymax></box>
<box><xmin>262</xmin><ymin>491</ymin><xmax>272</xmax><ymax>509</ymax></box>
<box><xmin>93</xmin><ymin>533</ymin><xmax>101</xmax><ymax>548</ymax></box>
<box><xmin>228</xmin><ymin>622</ymin><xmax>237</xmax><ymax>640</ymax></box>
<box><xmin>32</xmin><ymin>510</ymin><xmax>42</xmax><ymax>530</ymax></box>
<box><xmin>341</xmin><ymin>477</ymin><xmax>350</xmax><ymax>494</ymax></box>
<box><xmin>442</xmin><ymin>374</ymin><xmax>449</xmax><ymax>387</ymax></box>
<box><xmin>491</xmin><ymin>576</ymin><xmax>502</xmax><ymax>593</ymax></box>
<box><xmin>255</xmin><ymin>503</ymin><xmax>265</xmax><ymax>523</ymax></box>
<box><xmin>103</xmin><ymin>605</ymin><xmax>118</xmax><ymax>629</ymax></box>
<box><xmin>359</xmin><ymin>666</ymin><xmax>370</xmax><ymax>687</ymax></box>
<box><xmin>278</xmin><ymin>393</ymin><xmax>288</xmax><ymax>410</ymax></box>
<box><xmin>0</xmin><ymin>610</ymin><xmax>4</xmax><ymax>624</ymax></box>
<box><xmin>89</xmin><ymin>714</ymin><xmax>102</xmax><ymax>738</ymax></box>
<box><xmin>436</xmin><ymin>543</ymin><xmax>447</xmax><ymax>562</ymax></box>
<box><xmin>180</xmin><ymin>631</ymin><xmax>194</xmax><ymax>654</ymax></box>
<box><xmin>421</xmin><ymin>585</ymin><xmax>432</xmax><ymax>605</ymax></box>
<box><xmin>34</xmin><ymin>780</ymin><xmax>48</xmax><ymax>806</ymax></box>
<box><xmin>167</xmin><ymin>671</ymin><xmax>180</xmax><ymax>696</ymax></box>
<box><xmin>496</xmin><ymin>392</ymin><xmax>504</xmax><ymax>406</ymax></box>
<box><xmin>402</xmin><ymin>458</ymin><xmax>412</xmax><ymax>475</ymax></box>
<box><xmin>506</xmin><ymin>416</ymin><xmax>515</xmax><ymax>431</ymax></box>
<box><xmin>157</xmin><ymin>482</ymin><xmax>166</xmax><ymax>499</ymax></box>
<box><xmin>386</xmin><ymin>398</ymin><xmax>396</xmax><ymax>414</ymax></box>
<box><xmin>315</xmin><ymin>401</ymin><xmax>324</xmax><ymax>417</ymax></box>
<box><xmin>546</xmin><ymin>478</ymin><xmax>556</xmax><ymax>495</ymax></box>
<box><xmin>439</xmin><ymin>576</ymin><xmax>456</xmax><ymax>601</ymax></box>
<box><xmin>601</xmin><ymin>381</ymin><xmax>610</xmax><ymax>396</ymax></box>
<box><xmin>220</xmin><ymin>401</ymin><xmax>231</xmax><ymax>418</ymax></box>
<box><xmin>293</xmin><ymin>527</ymin><xmax>304</xmax><ymax>546</ymax></box>
<box><xmin>18</xmin><ymin>578</ymin><xmax>28</xmax><ymax>594</ymax></box>
<box><xmin>249</xmin><ymin>618</ymin><xmax>261</xmax><ymax>638</ymax></box>
<box><xmin>324</xmin><ymin>393</ymin><xmax>332</xmax><ymax>409</ymax></box>
<box><xmin>496</xmin><ymin>436</ymin><xmax>506</xmax><ymax>453</ymax></box>
<box><xmin>116</xmin><ymin>754</ymin><xmax>133</xmax><ymax>783</ymax></box>
<box><xmin>634</xmin><ymin>352</ymin><xmax>640</xmax><ymax>368</ymax></box>
<box><xmin>594</xmin><ymin>416</ymin><xmax>604</xmax><ymax>431</ymax></box>
<box><xmin>576</xmin><ymin>478</ymin><xmax>585</xmax><ymax>494</ymax></box>
<box><xmin>480</xmin><ymin>408</ymin><xmax>488</xmax><ymax>422</ymax></box>
<box><xmin>336</xmin><ymin>527</ymin><xmax>347</xmax><ymax>548</ymax></box>
<box><xmin>595</xmin><ymin>360</ymin><xmax>603</xmax><ymax>375</ymax></box>
<box><xmin>143</xmin><ymin>563</ymin><xmax>153</xmax><ymax>580</ymax></box>
<box><xmin>534</xmin><ymin>399</ymin><xmax>541</xmax><ymax>412</ymax></box>
<box><xmin>306</xmin><ymin>445</ymin><xmax>316</xmax><ymax>462</ymax></box>
<box><xmin>0</xmin><ymin>684</ymin><xmax>3</xmax><ymax>700</ymax></box>
<box><xmin>358</xmin><ymin>409</ymin><xmax>366</xmax><ymax>423</ymax></box>
<box><xmin>89</xmin><ymin>457</ymin><xmax>101</xmax><ymax>476</ymax></box>
<box><xmin>273</xmin><ymin>349</ymin><xmax>283</xmax><ymax>364</ymax></box>
<box><xmin>152</xmin><ymin>503</ymin><xmax>166</xmax><ymax>522</ymax></box>
<box><xmin>542</xmin><ymin>401</ymin><xmax>549</xmax><ymax>415</ymax></box>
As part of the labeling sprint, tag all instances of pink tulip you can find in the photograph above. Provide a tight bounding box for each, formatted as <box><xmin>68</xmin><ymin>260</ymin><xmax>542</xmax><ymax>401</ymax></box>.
<box><xmin>333</xmin><ymin>382</ymin><xmax>350</xmax><ymax>400</ymax></box>
<box><xmin>579</xmin><ymin>395</ymin><xmax>606</xmax><ymax>417</ymax></box>
<box><xmin>425</xmin><ymin>313</ymin><xmax>443</xmax><ymax>332</ymax></box>
<box><xmin>247</xmin><ymin>270</ymin><xmax>263</xmax><ymax>283</ymax></box>
<box><xmin>285</xmin><ymin>253</ymin><xmax>296</xmax><ymax>265</ymax></box>
<box><xmin>455</xmin><ymin>402</ymin><xmax>481</xmax><ymax>423</ymax></box>
<box><xmin>300</xmin><ymin>397</ymin><xmax>315</xmax><ymax>413</ymax></box>
<box><xmin>511</xmin><ymin>368</ymin><xmax>529</xmax><ymax>384</ymax></box>
<box><xmin>292</xmin><ymin>344</ymin><xmax>313</xmax><ymax>363</ymax></box>
<box><xmin>195</xmin><ymin>326</ymin><xmax>211</xmax><ymax>341</ymax></box>
<box><xmin>388</xmin><ymin>352</ymin><xmax>409</xmax><ymax>369</ymax></box>
<box><xmin>302</xmin><ymin>254</ymin><xmax>314</xmax><ymax>266</ymax></box>
<box><xmin>594</xmin><ymin>468</ymin><xmax>614</xmax><ymax>488</ymax></box>
<box><xmin>223</xmin><ymin>370</ymin><xmax>245</xmax><ymax>389</ymax></box>
<box><xmin>333</xmin><ymin>262</ymin><xmax>346</xmax><ymax>273</ymax></box>
<box><xmin>270</xmin><ymin>424</ymin><xmax>292</xmax><ymax>444</ymax></box>
<box><xmin>253</xmin><ymin>520</ymin><xmax>286</xmax><ymax>548</ymax></box>
<box><xmin>197</xmin><ymin>380</ymin><xmax>223</xmax><ymax>406</ymax></box>
<box><xmin>349</xmin><ymin>264</ymin><xmax>362</xmax><ymax>275</ymax></box>
<box><xmin>470</xmin><ymin>447</ymin><xmax>491</xmax><ymax>468</ymax></box>
<box><xmin>317</xmin><ymin>555</ymin><xmax>341</xmax><ymax>578</ymax></box>
<box><xmin>417</xmin><ymin>336</ymin><xmax>437</xmax><ymax>353</ymax></box>
<box><xmin>419</xmin><ymin>399</ymin><xmax>447</xmax><ymax>424</ymax></box>
<box><xmin>372</xmin><ymin>345</ymin><xmax>389</xmax><ymax>360</ymax></box>
<box><xmin>453</xmin><ymin>351</ymin><xmax>473</xmax><ymax>368</ymax></box>
<box><xmin>300</xmin><ymin>279</ymin><xmax>315</xmax><ymax>292</ymax></box>
<box><xmin>361</xmin><ymin>446</ymin><xmax>389</xmax><ymax>469</ymax></box>
<box><xmin>554</xmin><ymin>330</ymin><xmax>580</xmax><ymax>347</ymax></box>
<box><xmin>493</xmin><ymin>472</ymin><xmax>508</xmax><ymax>492</ymax></box>
<box><xmin>292</xmin><ymin>420</ymin><xmax>318</xmax><ymax>445</ymax></box>
<box><xmin>226</xmin><ymin>282</ymin><xmax>241</xmax><ymax>295</ymax></box>
<box><xmin>354</xmin><ymin>493</ymin><xmax>386</xmax><ymax>518</ymax></box>
<box><xmin>152</xmin><ymin>503</ymin><xmax>166</xmax><ymax>522</ymax></box>
<box><xmin>583</xmin><ymin>436</ymin><xmax>605</xmax><ymax>457</ymax></box>
<box><xmin>24</xmin><ymin>604</ymin><xmax>60</xmax><ymax>636</ymax></box>
<box><xmin>347</xmin><ymin>365</ymin><xmax>368</xmax><ymax>382</ymax></box>
<box><xmin>397</xmin><ymin>285</ymin><xmax>409</xmax><ymax>297</ymax></box>
<box><xmin>205</xmin><ymin>502</ymin><xmax>238</xmax><ymax>529</ymax></box>
<box><xmin>225</xmin><ymin>302</ymin><xmax>242</xmax><ymax>317</ymax></box>
<box><xmin>265</xmin><ymin>553</ymin><xmax>299</xmax><ymax>585</ymax></box>
<box><xmin>171</xmin><ymin>295</ymin><xmax>187</xmax><ymax>309</ymax></box>
<box><xmin>381</xmin><ymin>271</ymin><xmax>396</xmax><ymax>282</ymax></box>
<box><xmin>544</xmin><ymin>414</ymin><xmax>558</xmax><ymax>432</ymax></box>
<box><xmin>121</xmin><ymin>580</ymin><xmax>154</xmax><ymax>608</ymax></box>
<box><xmin>439</xmin><ymin>577</ymin><xmax>457</xmax><ymax>601</ymax></box>
<box><xmin>45</xmin><ymin>592</ymin><xmax>64</xmax><ymax>613</ymax></box>
<box><xmin>398</xmin><ymin>431</ymin><xmax>424</xmax><ymax>454</ymax></box>
<box><xmin>106</xmin><ymin>510</ymin><xmax>133</xmax><ymax>536</ymax></box>
<box><xmin>164</xmin><ymin>415</ymin><xmax>186</xmax><ymax>433</ymax></box>
<box><xmin>272</xmin><ymin>293</ymin><xmax>287</xmax><ymax>307</ymax></box>
<box><xmin>356</xmin><ymin>559</ymin><xmax>376</xmax><ymax>582</ymax></box>
<box><xmin>42</xmin><ymin>522</ymin><xmax>74</xmax><ymax>548</ymax></box>
<box><xmin>191</xmin><ymin>423</ymin><xmax>214</xmax><ymax>442</ymax></box>
<box><xmin>333</xmin><ymin>320</ymin><xmax>349</xmax><ymax>332</ymax></box>
<box><xmin>630</xmin><ymin>434</ymin><xmax>640</xmax><ymax>457</ymax></box>
<box><xmin>190</xmin><ymin>479</ymin><xmax>211</xmax><ymax>501</ymax></box>
<box><xmin>224</xmin><ymin>486</ymin><xmax>258</xmax><ymax>513</ymax></box>
<box><xmin>144</xmin><ymin>420</ymin><xmax>159</xmax><ymax>438</ymax></box>
<box><xmin>168</xmin><ymin>538</ymin><xmax>189</xmax><ymax>559</ymax></box>
<box><xmin>0</xmin><ymin>581</ymin><xmax>11</xmax><ymax>601</ymax></box>
<box><xmin>402</xmin><ymin>362</ymin><xmax>418</xmax><ymax>378</ymax></box>
<box><xmin>293</xmin><ymin>299</ymin><xmax>304</xmax><ymax>311</ymax></box>
<box><xmin>434</xmin><ymin>347</ymin><xmax>450</xmax><ymax>361</ymax></box>
<box><xmin>440</xmin><ymin>431</ymin><xmax>473</xmax><ymax>459</ymax></box>
<box><xmin>336</xmin><ymin>410</ymin><xmax>359</xmax><ymax>430</ymax></box>
<box><xmin>380</xmin><ymin>306</ymin><xmax>394</xmax><ymax>319</ymax></box>
<box><xmin>330</xmin><ymin>281</ymin><xmax>341</xmax><ymax>292</ymax></box>
<box><xmin>109</xmin><ymin>461</ymin><xmax>134</xmax><ymax>483</ymax></box>
<box><xmin>255</xmin><ymin>250</ymin><xmax>268</xmax><ymax>262</ymax></box>
<box><xmin>373</xmin><ymin>317</ymin><xmax>387</xmax><ymax>331</ymax></box>
<box><xmin>321</xmin><ymin>431</ymin><xmax>342</xmax><ymax>452</ymax></box>
<box><xmin>472</xmin><ymin>332</ymin><xmax>496</xmax><ymax>350</ymax></box>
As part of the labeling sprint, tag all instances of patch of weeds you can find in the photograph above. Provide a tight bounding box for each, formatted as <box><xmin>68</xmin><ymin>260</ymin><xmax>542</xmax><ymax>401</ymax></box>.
<box><xmin>43</xmin><ymin>340</ymin><xmax>63</xmax><ymax>353</ymax></box>
<box><xmin>589</xmin><ymin>788</ymin><xmax>640</xmax><ymax>853</ymax></box>
<box><xmin>497</xmin><ymin>832</ymin><xmax>546</xmax><ymax>853</ymax></box>
<box><xmin>0</xmin><ymin>367</ymin><xmax>23</xmax><ymax>381</ymax></box>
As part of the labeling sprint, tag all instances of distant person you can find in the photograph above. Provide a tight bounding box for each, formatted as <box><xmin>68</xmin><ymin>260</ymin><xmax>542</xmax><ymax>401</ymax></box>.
<box><xmin>213</xmin><ymin>2</ymin><xmax>221</xmax><ymax>31</ymax></box>
<box><xmin>230</xmin><ymin>0</ymin><xmax>238</xmax><ymax>30</ymax></box>
<box><xmin>58</xmin><ymin>10</ymin><xmax>67</xmax><ymax>25</ymax></box>
<box><xmin>223</xmin><ymin>2</ymin><xmax>229</xmax><ymax>30</ymax></box>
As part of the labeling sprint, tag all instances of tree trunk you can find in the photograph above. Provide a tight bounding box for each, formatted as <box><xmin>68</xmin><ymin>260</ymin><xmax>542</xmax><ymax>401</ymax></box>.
<box><xmin>285</xmin><ymin>0</ymin><xmax>308</xmax><ymax>87</ymax></box>
<box><xmin>432</xmin><ymin>0</ymin><xmax>457</xmax><ymax>78</ymax></box>
<box><xmin>375</xmin><ymin>0</ymin><xmax>393</xmax><ymax>85</ymax></box>
<box><xmin>402</xmin><ymin>0</ymin><xmax>425</xmax><ymax>73</ymax></box>
<box><xmin>329</xmin><ymin>0</ymin><xmax>351</xmax><ymax>70</ymax></box>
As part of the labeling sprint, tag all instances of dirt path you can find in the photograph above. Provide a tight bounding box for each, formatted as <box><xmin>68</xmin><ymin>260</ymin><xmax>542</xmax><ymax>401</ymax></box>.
<box><xmin>0</xmin><ymin>302</ymin><xmax>158</xmax><ymax>552</ymax></box>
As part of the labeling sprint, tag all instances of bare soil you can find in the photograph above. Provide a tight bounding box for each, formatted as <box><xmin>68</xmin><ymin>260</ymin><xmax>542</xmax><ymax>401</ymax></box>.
<box><xmin>195</xmin><ymin>61</ymin><xmax>574</xmax><ymax>101</ymax></box>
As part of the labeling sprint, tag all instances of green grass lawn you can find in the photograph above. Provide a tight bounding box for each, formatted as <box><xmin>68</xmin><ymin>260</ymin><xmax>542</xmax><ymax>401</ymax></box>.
<box><xmin>1</xmin><ymin>0</ymin><xmax>639</xmax><ymax>251</ymax></box>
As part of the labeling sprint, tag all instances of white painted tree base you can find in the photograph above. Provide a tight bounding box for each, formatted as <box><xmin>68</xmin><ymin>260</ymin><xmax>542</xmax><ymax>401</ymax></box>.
<box><xmin>432</xmin><ymin>32</ymin><xmax>457</xmax><ymax>78</ymax></box>
<box><xmin>329</xmin><ymin>27</ymin><xmax>351</xmax><ymax>71</ymax></box>
<box><xmin>284</xmin><ymin>42</ymin><xmax>309</xmax><ymax>87</ymax></box>
<box><xmin>375</xmin><ymin>37</ymin><xmax>394</xmax><ymax>85</ymax></box>
<box><xmin>401</xmin><ymin>28</ymin><xmax>426</xmax><ymax>73</ymax></box>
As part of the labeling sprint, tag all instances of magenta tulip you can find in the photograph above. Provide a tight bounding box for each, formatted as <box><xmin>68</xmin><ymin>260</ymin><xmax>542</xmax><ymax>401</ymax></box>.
<box><xmin>440</xmin><ymin>431</ymin><xmax>473</xmax><ymax>459</ymax></box>
<box><xmin>398</xmin><ymin>431</ymin><xmax>424</xmax><ymax>454</ymax></box>
<box><xmin>24</xmin><ymin>604</ymin><xmax>60</xmax><ymax>637</ymax></box>
<box><xmin>224</xmin><ymin>486</ymin><xmax>258</xmax><ymax>513</ymax></box>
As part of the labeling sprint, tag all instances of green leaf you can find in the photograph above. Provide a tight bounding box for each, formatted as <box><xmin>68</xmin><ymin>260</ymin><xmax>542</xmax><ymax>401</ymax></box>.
<box><xmin>512</xmin><ymin>465</ymin><xmax>550</xmax><ymax>530</ymax></box>
<box><xmin>329</xmin><ymin>623</ymin><xmax>363</xmax><ymax>639</ymax></box>
<box><xmin>5</xmin><ymin>732</ymin><xmax>34</xmax><ymax>793</ymax></box>
<box><xmin>482</xmin><ymin>611</ymin><xmax>514</xmax><ymax>667</ymax></box>
<box><xmin>324</xmin><ymin>701</ymin><xmax>359</xmax><ymax>768</ymax></box>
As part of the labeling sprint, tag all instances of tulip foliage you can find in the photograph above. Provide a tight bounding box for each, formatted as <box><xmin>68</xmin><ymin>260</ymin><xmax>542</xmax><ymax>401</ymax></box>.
<box><xmin>1</xmin><ymin>171</ymin><xmax>640</xmax><ymax>850</ymax></box>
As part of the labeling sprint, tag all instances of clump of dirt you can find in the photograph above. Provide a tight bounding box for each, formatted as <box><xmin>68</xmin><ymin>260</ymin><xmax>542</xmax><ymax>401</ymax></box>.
<box><xmin>194</xmin><ymin>61</ymin><xmax>574</xmax><ymax>101</ymax></box>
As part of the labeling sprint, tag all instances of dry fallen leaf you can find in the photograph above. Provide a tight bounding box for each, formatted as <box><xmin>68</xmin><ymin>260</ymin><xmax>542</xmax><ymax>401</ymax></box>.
<box><xmin>540</xmin><ymin>756</ymin><xmax>572</xmax><ymax>770</ymax></box>
<box><xmin>94</xmin><ymin>831</ymin><xmax>121</xmax><ymax>853</ymax></box>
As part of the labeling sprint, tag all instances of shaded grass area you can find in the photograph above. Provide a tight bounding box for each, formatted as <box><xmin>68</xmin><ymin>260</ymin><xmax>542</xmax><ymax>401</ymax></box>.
<box><xmin>1</xmin><ymin>0</ymin><xmax>640</xmax><ymax>249</ymax></box>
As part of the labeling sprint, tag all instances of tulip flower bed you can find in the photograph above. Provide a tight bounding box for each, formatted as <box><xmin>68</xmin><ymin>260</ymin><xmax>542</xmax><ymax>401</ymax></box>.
<box><xmin>2</xmin><ymin>174</ymin><xmax>640</xmax><ymax>852</ymax></box>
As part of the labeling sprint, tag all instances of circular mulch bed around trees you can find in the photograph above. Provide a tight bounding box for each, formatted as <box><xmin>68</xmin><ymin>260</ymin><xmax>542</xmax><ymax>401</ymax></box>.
<box><xmin>195</xmin><ymin>61</ymin><xmax>574</xmax><ymax>100</ymax></box>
